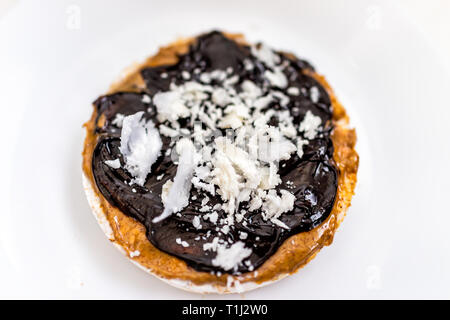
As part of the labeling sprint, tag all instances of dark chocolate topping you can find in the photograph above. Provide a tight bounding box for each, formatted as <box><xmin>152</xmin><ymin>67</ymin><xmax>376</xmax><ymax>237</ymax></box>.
<box><xmin>91</xmin><ymin>31</ymin><xmax>338</xmax><ymax>274</ymax></box>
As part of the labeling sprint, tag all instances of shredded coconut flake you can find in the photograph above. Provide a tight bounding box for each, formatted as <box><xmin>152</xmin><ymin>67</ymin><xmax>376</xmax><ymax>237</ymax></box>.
<box><xmin>296</xmin><ymin>138</ymin><xmax>309</xmax><ymax>159</ymax></box>
<box><xmin>211</xmin><ymin>241</ymin><xmax>252</xmax><ymax>271</ymax></box>
<box><xmin>153</xmin><ymin>139</ymin><xmax>198</xmax><ymax>222</ymax></box>
<box><xmin>261</xmin><ymin>189</ymin><xmax>295</xmax><ymax>228</ymax></box>
<box><xmin>111</xmin><ymin>113</ymin><xmax>125</xmax><ymax>128</ymax></box>
<box><xmin>310</xmin><ymin>86</ymin><xmax>320</xmax><ymax>103</ymax></box>
<box><xmin>211</xmin><ymin>150</ymin><xmax>242</xmax><ymax>214</ymax></box>
<box><xmin>141</xmin><ymin>94</ymin><xmax>151</xmax><ymax>104</ymax></box>
<box><xmin>176</xmin><ymin>238</ymin><xmax>190</xmax><ymax>247</ymax></box>
<box><xmin>257</xmin><ymin>126</ymin><xmax>297</xmax><ymax>163</ymax></box>
<box><xmin>299</xmin><ymin>110</ymin><xmax>322</xmax><ymax>139</ymax></box>
<box><xmin>215</xmin><ymin>137</ymin><xmax>261</xmax><ymax>188</ymax></box>
<box><xmin>104</xmin><ymin>159</ymin><xmax>121</xmax><ymax>169</ymax></box>
<box><xmin>161</xmin><ymin>180</ymin><xmax>173</xmax><ymax>205</ymax></box>
<box><xmin>119</xmin><ymin>112</ymin><xmax>162</xmax><ymax>186</ymax></box>
<box><xmin>153</xmin><ymin>90</ymin><xmax>190</xmax><ymax>123</ymax></box>
<box><xmin>264</xmin><ymin>69</ymin><xmax>288</xmax><ymax>88</ymax></box>
<box><xmin>251</xmin><ymin>44</ymin><xmax>280</xmax><ymax>68</ymax></box>
<box><xmin>204</xmin><ymin>211</ymin><xmax>219</xmax><ymax>224</ymax></box>
<box><xmin>192</xmin><ymin>216</ymin><xmax>202</xmax><ymax>229</ymax></box>
<box><xmin>239</xmin><ymin>232</ymin><xmax>248</xmax><ymax>240</ymax></box>
<box><xmin>287</xmin><ymin>87</ymin><xmax>300</xmax><ymax>96</ymax></box>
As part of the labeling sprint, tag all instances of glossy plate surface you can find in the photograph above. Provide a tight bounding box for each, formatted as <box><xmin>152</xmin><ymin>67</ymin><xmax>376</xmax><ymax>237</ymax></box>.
<box><xmin>0</xmin><ymin>0</ymin><xmax>449</xmax><ymax>299</ymax></box>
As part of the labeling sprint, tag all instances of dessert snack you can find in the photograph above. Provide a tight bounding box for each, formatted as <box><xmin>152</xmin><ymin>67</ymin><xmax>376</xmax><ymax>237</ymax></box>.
<box><xmin>82</xmin><ymin>31</ymin><xmax>358</xmax><ymax>293</ymax></box>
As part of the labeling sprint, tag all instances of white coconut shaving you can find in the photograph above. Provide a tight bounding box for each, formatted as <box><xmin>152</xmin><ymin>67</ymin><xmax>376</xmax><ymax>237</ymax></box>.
<box><xmin>309</xmin><ymin>86</ymin><xmax>320</xmax><ymax>103</ymax></box>
<box><xmin>261</xmin><ymin>190</ymin><xmax>296</xmax><ymax>229</ymax></box>
<box><xmin>119</xmin><ymin>112</ymin><xmax>162</xmax><ymax>186</ymax></box>
<box><xmin>153</xmin><ymin>90</ymin><xmax>190</xmax><ymax>123</ymax></box>
<box><xmin>299</xmin><ymin>110</ymin><xmax>322</xmax><ymax>139</ymax></box>
<box><xmin>104</xmin><ymin>159</ymin><xmax>121</xmax><ymax>169</ymax></box>
<box><xmin>214</xmin><ymin>137</ymin><xmax>261</xmax><ymax>188</ymax></box>
<box><xmin>210</xmin><ymin>241</ymin><xmax>252</xmax><ymax>271</ymax></box>
<box><xmin>251</xmin><ymin>43</ymin><xmax>280</xmax><ymax>68</ymax></box>
<box><xmin>210</xmin><ymin>149</ymin><xmax>242</xmax><ymax>215</ymax></box>
<box><xmin>152</xmin><ymin>138</ymin><xmax>199</xmax><ymax>223</ymax></box>
<box><xmin>256</xmin><ymin>126</ymin><xmax>297</xmax><ymax>163</ymax></box>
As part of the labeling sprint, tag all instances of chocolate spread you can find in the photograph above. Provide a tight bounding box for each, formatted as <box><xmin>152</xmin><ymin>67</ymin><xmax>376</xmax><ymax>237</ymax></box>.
<box><xmin>91</xmin><ymin>31</ymin><xmax>338</xmax><ymax>274</ymax></box>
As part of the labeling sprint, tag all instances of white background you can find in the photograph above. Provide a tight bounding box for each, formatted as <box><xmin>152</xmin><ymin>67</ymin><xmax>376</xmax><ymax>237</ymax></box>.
<box><xmin>0</xmin><ymin>0</ymin><xmax>449</xmax><ymax>299</ymax></box>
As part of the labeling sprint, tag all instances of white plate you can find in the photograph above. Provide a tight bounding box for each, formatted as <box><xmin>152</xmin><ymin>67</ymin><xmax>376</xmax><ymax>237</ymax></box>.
<box><xmin>0</xmin><ymin>0</ymin><xmax>449</xmax><ymax>299</ymax></box>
